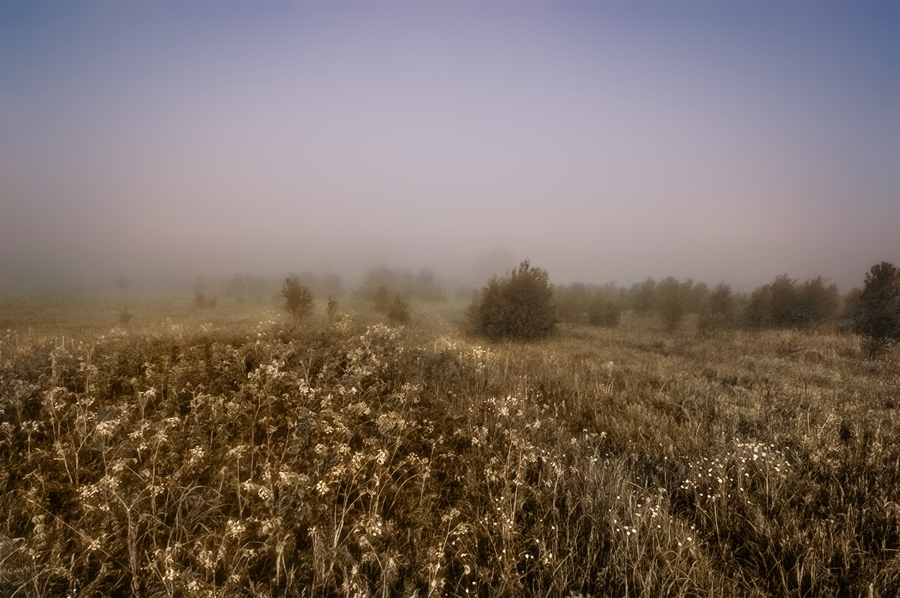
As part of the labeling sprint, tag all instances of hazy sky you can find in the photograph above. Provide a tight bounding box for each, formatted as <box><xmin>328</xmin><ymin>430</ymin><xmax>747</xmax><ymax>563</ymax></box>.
<box><xmin>2</xmin><ymin>1</ymin><xmax>898</xmax><ymax>291</ymax></box>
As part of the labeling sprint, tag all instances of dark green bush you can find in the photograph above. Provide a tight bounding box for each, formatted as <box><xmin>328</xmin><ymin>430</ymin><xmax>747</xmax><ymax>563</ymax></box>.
<box><xmin>469</xmin><ymin>260</ymin><xmax>557</xmax><ymax>340</ymax></box>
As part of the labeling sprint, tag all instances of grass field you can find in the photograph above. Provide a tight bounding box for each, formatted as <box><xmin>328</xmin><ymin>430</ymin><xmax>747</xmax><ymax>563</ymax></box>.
<box><xmin>1</xmin><ymin>296</ymin><xmax>898</xmax><ymax>597</ymax></box>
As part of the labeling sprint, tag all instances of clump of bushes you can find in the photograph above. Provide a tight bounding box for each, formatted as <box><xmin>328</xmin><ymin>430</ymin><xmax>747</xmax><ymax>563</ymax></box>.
<box><xmin>281</xmin><ymin>277</ymin><xmax>314</xmax><ymax>321</ymax></box>
<box><xmin>354</xmin><ymin>267</ymin><xmax>446</xmax><ymax>303</ymax></box>
<box><xmin>743</xmin><ymin>275</ymin><xmax>840</xmax><ymax>330</ymax></box>
<box><xmin>657</xmin><ymin>276</ymin><xmax>687</xmax><ymax>330</ymax></box>
<box><xmin>369</xmin><ymin>288</ymin><xmax>410</xmax><ymax>325</ymax></box>
<box><xmin>553</xmin><ymin>283</ymin><xmax>622</xmax><ymax>327</ymax></box>
<box><xmin>851</xmin><ymin>261</ymin><xmax>900</xmax><ymax>356</ymax></box>
<box><xmin>631</xmin><ymin>277</ymin><xmax>657</xmax><ymax>315</ymax></box>
<box><xmin>588</xmin><ymin>296</ymin><xmax>621</xmax><ymax>327</ymax></box>
<box><xmin>624</xmin><ymin>277</ymin><xmax>711</xmax><ymax>329</ymax></box>
<box><xmin>469</xmin><ymin>260</ymin><xmax>557</xmax><ymax>340</ymax></box>
<box><xmin>554</xmin><ymin>283</ymin><xmax>593</xmax><ymax>323</ymax></box>
<box><xmin>699</xmin><ymin>283</ymin><xmax>738</xmax><ymax>330</ymax></box>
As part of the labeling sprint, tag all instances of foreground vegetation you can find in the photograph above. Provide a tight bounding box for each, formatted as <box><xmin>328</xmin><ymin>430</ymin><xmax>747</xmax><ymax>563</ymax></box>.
<box><xmin>1</xmin><ymin>297</ymin><xmax>898</xmax><ymax>597</ymax></box>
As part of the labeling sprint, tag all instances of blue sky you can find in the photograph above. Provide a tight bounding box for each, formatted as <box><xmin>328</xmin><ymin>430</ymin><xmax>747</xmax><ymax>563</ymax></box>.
<box><xmin>1</xmin><ymin>1</ymin><xmax>898</xmax><ymax>290</ymax></box>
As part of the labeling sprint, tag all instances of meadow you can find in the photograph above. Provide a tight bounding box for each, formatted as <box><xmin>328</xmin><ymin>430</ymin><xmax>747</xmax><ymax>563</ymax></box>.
<box><xmin>0</xmin><ymin>296</ymin><xmax>898</xmax><ymax>597</ymax></box>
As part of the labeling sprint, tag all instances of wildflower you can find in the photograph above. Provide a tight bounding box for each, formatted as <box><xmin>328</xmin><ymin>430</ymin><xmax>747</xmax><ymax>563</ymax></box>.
<box><xmin>95</xmin><ymin>420</ymin><xmax>118</xmax><ymax>438</ymax></box>
<box><xmin>225</xmin><ymin>519</ymin><xmax>246</xmax><ymax>538</ymax></box>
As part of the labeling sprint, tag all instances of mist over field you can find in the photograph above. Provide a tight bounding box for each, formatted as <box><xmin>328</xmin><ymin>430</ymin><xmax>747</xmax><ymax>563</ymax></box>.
<box><xmin>3</xmin><ymin>4</ymin><xmax>900</xmax><ymax>595</ymax></box>
<box><xmin>1</xmin><ymin>1</ymin><xmax>898</xmax><ymax>294</ymax></box>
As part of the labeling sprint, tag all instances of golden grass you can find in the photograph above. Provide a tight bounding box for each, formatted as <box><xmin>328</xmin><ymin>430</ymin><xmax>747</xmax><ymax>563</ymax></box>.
<box><xmin>0</xmin><ymin>297</ymin><xmax>897</xmax><ymax>596</ymax></box>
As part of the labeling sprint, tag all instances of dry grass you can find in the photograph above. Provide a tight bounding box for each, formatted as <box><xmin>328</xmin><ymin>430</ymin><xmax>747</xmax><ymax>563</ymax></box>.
<box><xmin>1</xmin><ymin>297</ymin><xmax>898</xmax><ymax>596</ymax></box>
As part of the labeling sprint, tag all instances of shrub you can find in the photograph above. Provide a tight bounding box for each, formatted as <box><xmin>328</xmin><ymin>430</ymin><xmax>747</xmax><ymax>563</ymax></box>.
<box><xmin>631</xmin><ymin>277</ymin><xmax>657</xmax><ymax>315</ymax></box>
<box><xmin>373</xmin><ymin>285</ymin><xmax>391</xmax><ymax>312</ymax></box>
<box><xmin>280</xmin><ymin>277</ymin><xmax>314</xmax><ymax>321</ymax></box>
<box><xmin>703</xmin><ymin>283</ymin><xmax>736</xmax><ymax>329</ymax></box>
<box><xmin>193</xmin><ymin>290</ymin><xmax>217</xmax><ymax>310</ymax></box>
<box><xmin>353</xmin><ymin>268</ymin><xmax>445</xmax><ymax>303</ymax></box>
<box><xmin>769</xmin><ymin>274</ymin><xmax>799</xmax><ymax>327</ymax></box>
<box><xmin>326</xmin><ymin>296</ymin><xmax>339</xmax><ymax>321</ymax></box>
<box><xmin>412</xmin><ymin>268</ymin><xmax>446</xmax><ymax>302</ymax></box>
<box><xmin>837</xmin><ymin>287</ymin><xmax>863</xmax><ymax>332</ymax></box>
<box><xmin>796</xmin><ymin>276</ymin><xmax>840</xmax><ymax>328</ymax></box>
<box><xmin>588</xmin><ymin>296</ymin><xmax>621</xmax><ymax>327</ymax></box>
<box><xmin>744</xmin><ymin>284</ymin><xmax>772</xmax><ymax>328</ymax></box>
<box><xmin>387</xmin><ymin>294</ymin><xmax>411</xmax><ymax>325</ymax></box>
<box><xmin>744</xmin><ymin>275</ymin><xmax>842</xmax><ymax>330</ymax></box>
<box><xmin>469</xmin><ymin>260</ymin><xmax>557</xmax><ymax>340</ymax></box>
<box><xmin>555</xmin><ymin>283</ymin><xmax>593</xmax><ymax>323</ymax></box>
<box><xmin>118</xmin><ymin>307</ymin><xmax>134</xmax><ymax>325</ymax></box>
<box><xmin>684</xmin><ymin>280</ymin><xmax>710</xmax><ymax>314</ymax></box>
<box><xmin>288</xmin><ymin>271</ymin><xmax>344</xmax><ymax>298</ymax></box>
<box><xmin>852</xmin><ymin>261</ymin><xmax>900</xmax><ymax>356</ymax></box>
<box><xmin>657</xmin><ymin>277</ymin><xmax>687</xmax><ymax>331</ymax></box>
<box><xmin>353</xmin><ymin>268</ymin><xmax>401</xmax><ymax>302</ymax></box>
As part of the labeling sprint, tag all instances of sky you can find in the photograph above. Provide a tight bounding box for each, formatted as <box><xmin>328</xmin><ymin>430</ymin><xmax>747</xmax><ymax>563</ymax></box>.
<box><xmin>1</xmin><ymin>0</ymin><xmax>898</xmax><ymax>292</ymax></box>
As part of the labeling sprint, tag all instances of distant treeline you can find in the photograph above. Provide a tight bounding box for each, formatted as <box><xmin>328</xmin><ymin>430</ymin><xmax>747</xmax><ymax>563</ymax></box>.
<box><xmin>181</xmin><ymin>268</ymin><xmax>447</xmax><ymax>304</ymax></box>
<box><xmin>135</xmin><ymin>265</ymin><xmax>886</xmax><ymax>340</ymax></box>
<box><xmin>351</xmin><ymin>268</ymin><xmax>447</xmax><ymax>303</ymax></box>
<box><xmin>554</xmin><ymin>274</ymin><xmax>855</xmax><ymax>332</ymax></box>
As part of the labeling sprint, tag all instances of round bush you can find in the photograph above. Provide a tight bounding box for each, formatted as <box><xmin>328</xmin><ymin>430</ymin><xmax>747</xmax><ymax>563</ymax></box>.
<box><xmin>468</xmin><ymin>260</ymin><xmax>557</xmax><ymax>340</ymax></box>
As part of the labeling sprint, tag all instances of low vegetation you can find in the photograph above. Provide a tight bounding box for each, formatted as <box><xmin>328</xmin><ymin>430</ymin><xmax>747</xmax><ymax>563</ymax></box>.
<box><xmin>1</xmin><ymin>278</ymin><xmax>898</xmax><ymax>597</ymax></box>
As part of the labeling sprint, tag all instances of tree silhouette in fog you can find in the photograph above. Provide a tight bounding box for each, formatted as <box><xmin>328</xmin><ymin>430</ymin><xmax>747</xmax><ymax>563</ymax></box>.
<box><xmin>281</xmin><ymin>277</ymin><xmax>314</xmax><ymax>321</ymax></box>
